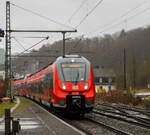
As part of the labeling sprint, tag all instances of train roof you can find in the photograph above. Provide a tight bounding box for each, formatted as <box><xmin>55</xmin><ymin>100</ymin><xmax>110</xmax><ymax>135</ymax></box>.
<box><xmin>14</xmin><ymin>77</ymin><xmax>25</xmax><ymax>81</ymax></box>
<box><xmin>27</xmin><ymin>62</ymin><xmax>54</xmax><ymax>78</ymax></box>
<box><xmin>14</xmin><ymin>55</ymin><xmax>90</xmax><ymax>81</ymax></box>
<box><xmin>56</xmin><ymin>55</ymin><xmax>90</xmax><ymax>64</ymax></box>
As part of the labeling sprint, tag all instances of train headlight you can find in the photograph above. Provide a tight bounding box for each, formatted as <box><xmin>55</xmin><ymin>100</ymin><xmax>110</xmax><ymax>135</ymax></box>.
<box><xmin>84</xmin><ymin>83</ymin><xmax>88</xmax><ymax>90</ymax></box>
<box><xmin>59</xmin><ymin>99</ymin><xmax>65</xmax><ymax>106</ymax></box>
<box><xmin>71</xmin><ymin>59</ymin><xmax>75</xmax><ymax>62</ymax></box>
<box><xmin>62</xmin><ymin>83</ymin><xmax>66</xmax><ymax>90</ymax></box>
<box><xmin>87</xmin><ymin>99</ymin><xmax>92</xmax><ymax>105</ymax></box>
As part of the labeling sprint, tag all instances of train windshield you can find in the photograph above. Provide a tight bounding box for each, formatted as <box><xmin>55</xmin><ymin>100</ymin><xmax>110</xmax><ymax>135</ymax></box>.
<box><xmin>61</xmin><ymin>63</ymin><xmax>86</xmax><ymax>82</ymax></box>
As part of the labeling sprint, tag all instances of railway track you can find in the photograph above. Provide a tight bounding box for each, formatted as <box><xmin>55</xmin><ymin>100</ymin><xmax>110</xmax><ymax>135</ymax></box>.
<box><xmin>97</xmin><ymin>102</ymin><xmax>150</xmax><ymax>116</ymax></box>
<box><xmin>93</xmin><ymin>109</ymin><xmax>150</xmax><ymax>129</ymax></box>
<box><xmin>97</xmin><ymin>107</ymin><xmax>150</xmax><ymax>124</ymax></box>
<box><xmin>85</xmin><ymin>117</ymin><xmax>131</xmax><ymax>135</ymax></box>
<box><xmin>94</xmin><ymin>102</ymin><xmax>150</xmax><ymax>129</ymax></box>
<box><xmin>64</xmin><ymin>116</ymin><xmax>131</xmax><ymax>135</ymax></box>
<box><xmin>27</xmin><ymin>97</ymin><xmax>132</xmax><ymax>135</ymax></box>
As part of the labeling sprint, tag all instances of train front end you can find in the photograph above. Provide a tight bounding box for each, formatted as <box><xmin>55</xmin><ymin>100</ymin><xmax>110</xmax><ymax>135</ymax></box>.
<box><xmin>53</xmin><ymin>55</ymin><xmax>95</xmax><ymax>114</ymax></box>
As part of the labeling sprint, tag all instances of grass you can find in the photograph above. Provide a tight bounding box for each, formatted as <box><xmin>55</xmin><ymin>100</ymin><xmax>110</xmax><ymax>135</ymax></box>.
<box><xmin>0</xmin><ymin>98</ymin><xmax>17</xmax><ymax>118</ymax></box>
<box><xmin>13</xmin><ymin>97</ymin><xmax>30</xmax><ymax>113</ymax></box>
<box><xmin>0</xmin><ymin>97</ymin><xmax>31</xmax><ymax>118</ymax></box>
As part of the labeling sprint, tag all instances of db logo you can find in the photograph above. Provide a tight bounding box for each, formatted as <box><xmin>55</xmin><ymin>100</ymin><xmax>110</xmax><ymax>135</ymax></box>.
<box><xmin>72</xmin><ymin>85</ymin><xmax>79</xmax><ymax>90</ymax></box>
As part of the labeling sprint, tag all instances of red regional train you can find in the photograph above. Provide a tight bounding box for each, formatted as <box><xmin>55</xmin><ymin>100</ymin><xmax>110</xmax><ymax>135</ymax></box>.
<box><xmin>13</xmin><ymin>55</ymin><xmax>95</xmax><ymax>115</ymax></box>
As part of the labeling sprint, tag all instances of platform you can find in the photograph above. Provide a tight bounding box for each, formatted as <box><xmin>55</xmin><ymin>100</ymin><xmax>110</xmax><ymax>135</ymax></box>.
<box><xmin>0</xmin><ymin>97</ymin><xmax>85</xmax><ymax>135</ymax></box>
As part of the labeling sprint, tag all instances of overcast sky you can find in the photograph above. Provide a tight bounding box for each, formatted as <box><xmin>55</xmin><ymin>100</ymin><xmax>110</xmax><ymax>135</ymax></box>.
<box><xmin>0</xmin><ymin>0</ymin><xmax>150</xmax><ymax>53</ymax></box>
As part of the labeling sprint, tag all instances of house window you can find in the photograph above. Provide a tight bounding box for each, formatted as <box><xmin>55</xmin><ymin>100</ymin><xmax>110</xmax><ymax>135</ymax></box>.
<box><xmin>109</xmin><ymin>78</ymin><xmax>112</xmax><ymax>83</ymax></box>
<box><xmin>99</xmin><ymin>77</ymin><xmax>102</xmax><ymax>83</ymax></box>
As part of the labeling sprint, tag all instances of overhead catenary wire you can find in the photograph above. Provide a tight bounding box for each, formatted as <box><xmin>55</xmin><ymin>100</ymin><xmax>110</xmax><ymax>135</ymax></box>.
<box><xmin>12</xmin><ymin>36</ymin><xmax>50</xmax><ymax>52</ymax></box>
<box><xmin>63</xmin><ymin>0</ymin><xmax>150</xmax><ymax>50</ymax></box>
<box><xmin>66</xmin><ymin>0</ymin><xmax>104</xmax><ymax>45</ymax></box>
<box><xmin>68</xmin><ymin>0</ymin><xmax>88</xmax><ymax>23</ymax></box>
<box><xmin>18</xmin><ymin>36</ymin><xmax>49</xmax><ymax>56</ymax></box>
<box><xmin>88</xmin><ymin>0</ymin><xmax>150</xmax><ymax>36</ymax></box>
<box><xmin>12</xmin><ymin>37</ymin><xmax>26</xmax><ymax>51</ymax></box>
<box><xmin>99</xmin><ymin>5</ymin><xmax>150</xmax><ymax>34</ymax></box>
<box><xmin>10</xmin><ymin>3</ymin><xmax>75</xmax><ymax>30</ymax></box>
<box><xmin>68</xmin><ymin>35</ymin><xmax>84</xmax><ymax>54</ymax></box>
<box><xmin>68</xmin><ymin>1</ymin><xmax>150</xmax><ymax>54</ymax></box>
<box><xmin>75</xmin><ymin>0</ymin><xmax>104</xmax><ymax>28</ymax></box>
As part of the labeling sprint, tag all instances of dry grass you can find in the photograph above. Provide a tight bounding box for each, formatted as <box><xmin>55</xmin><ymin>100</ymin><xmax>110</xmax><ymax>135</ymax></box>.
<box><xmin>96</xmin><ymin>90</ymin><xmax>142</xmax><ymax>106</ymax></box>
<box><xmin>135</xmin><ymin>89</ymin><xmax>150</xmax><ymax>93</ymax></box>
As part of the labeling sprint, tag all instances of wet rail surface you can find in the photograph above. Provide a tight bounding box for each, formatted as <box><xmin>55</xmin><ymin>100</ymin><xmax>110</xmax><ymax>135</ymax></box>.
<box><xmin>65</xmin><ymin>117</ymin><xmax>131</xmax><ymax>135</ymax></box>
<box><xmin>95</xmin><ymin>102</ymin><xmax>150</xmax><ymax>128</ymax></box>
<box><xmin>92</xmin><ymin>102</ymin><xmax>150</xmax><ymax>135</ymax></box>
<box><xmin>96</xmin><ymin>102</ymin><xmax>150</xmax><ymax>116</ymax></box>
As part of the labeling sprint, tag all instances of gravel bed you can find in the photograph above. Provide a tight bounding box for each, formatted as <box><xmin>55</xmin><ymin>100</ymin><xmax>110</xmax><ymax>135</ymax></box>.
<box><xmin>91</xmin><ymin>113</ymin><xmax>150</xmax><ymax>135</ymax></box>
<box><xmin>71</xmin><ymin>119</ymin><xmax>116</xmax><ymax>135</ymax></box>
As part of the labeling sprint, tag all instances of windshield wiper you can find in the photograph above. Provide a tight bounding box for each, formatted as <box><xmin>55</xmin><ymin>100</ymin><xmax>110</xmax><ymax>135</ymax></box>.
<box><xmin>75</xmin><ymin>71</ymin><xmax>79</xmax><ymax>85</ymax></box>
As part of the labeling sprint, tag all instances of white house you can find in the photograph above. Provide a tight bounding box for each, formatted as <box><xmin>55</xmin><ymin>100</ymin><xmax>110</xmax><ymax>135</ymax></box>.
<box><xmin>93</xmin><ymin>67</ymin><xmax>116</xmax><ymax>93</ymax></box>
<box><xmin>0</xmin><ymin>71</ymin><xmax>5</xmax><ymax>80</ymax></box>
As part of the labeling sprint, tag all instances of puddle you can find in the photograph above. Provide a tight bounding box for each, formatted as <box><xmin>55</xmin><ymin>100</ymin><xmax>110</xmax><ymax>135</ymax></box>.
<box><xmin>0</xmin><ymin>118</ymin><xmax>41</xmax><ymax>131</ymax></box>
<box><xmin>21</xmin><ymin>124</ymin><xmax>41</xmax><ymax>130</ymax></box>
<box><xmin>20</xmin><ymin>118</ymin><xmax>41</xmax><ymax>130</ymax></box>
<box><xmin>136</xmin><ymin>93</ymin><xmax>150</xmax><ymax>96</ymax></box>
<box><xmin>0</xmin><ymin>123</ymin><xmax>4</xmax><ymax>131</ymax></box>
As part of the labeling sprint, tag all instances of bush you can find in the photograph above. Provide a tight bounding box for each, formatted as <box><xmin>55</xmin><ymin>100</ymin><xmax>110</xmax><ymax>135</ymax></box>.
<box><xmin>96</xmin><ymin>90</ymin><xmax>142</xmax><ymax>106</ymax></box>
<box><xmin>0</xmin><ymin>80</ymin><xmax>6</xmax><ymax>98</ymax></box>
<box><xmin>142</xmin><ymin>96</ymin><xmax>150</xmax><ymax>108</ymax></box>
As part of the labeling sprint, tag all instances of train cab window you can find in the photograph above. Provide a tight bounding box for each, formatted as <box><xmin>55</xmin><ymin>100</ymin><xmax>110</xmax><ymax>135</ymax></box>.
<box><xmin>61</xmin><ymin>63</ymin><xmax>86</xmax><ymax>83</ymax></box>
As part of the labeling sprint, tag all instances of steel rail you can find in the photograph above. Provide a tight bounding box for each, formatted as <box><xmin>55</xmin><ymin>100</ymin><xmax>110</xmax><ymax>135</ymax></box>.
<box><xmin>97</xmin><ymin>102</ymin><xmax>150</xmax><ymax>116</ymax></box>
<box><xmin>85</xmin><ymin>117</ymin><xmax>131</xmax><ymax>135</ymax></box>
<box><xmin>94</xmin><ymin>107</ymin><xmax>150</xmax><ymax>125</ymax></box>
<box><xmin>93</xmin><ymin>109</ymin><xmax>150</xmax><ymax>129</ymax></box>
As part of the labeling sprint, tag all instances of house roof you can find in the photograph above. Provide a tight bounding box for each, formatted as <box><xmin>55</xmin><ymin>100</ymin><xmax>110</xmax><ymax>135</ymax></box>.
<box><xmin>93</xmin><ymin>68</ymin><xmax>115</xmax><ymax>77</ymax></box>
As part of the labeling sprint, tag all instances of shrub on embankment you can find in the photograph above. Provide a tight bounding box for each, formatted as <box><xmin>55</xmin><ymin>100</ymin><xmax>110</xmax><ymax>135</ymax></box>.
<box><xmin>0</xmin><ymin>80</ymin><xmax>6</xmax><ymax>98</ymax></box>
<box><xmin>96</xmin><ymin>90</ymin><xmax>142</xmax><ymax>106</ymax></box>
<box><xmin>142</xmin><ymin>96</ymin><xmax>150</xmax><ymax>108</ymax></box>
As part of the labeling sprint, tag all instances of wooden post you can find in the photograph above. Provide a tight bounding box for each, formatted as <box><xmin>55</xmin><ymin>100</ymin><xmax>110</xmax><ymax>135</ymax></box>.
<box><xmin>5</xmin><ymin>109</ymin><xmax>11</xmax><ymax>135</ymax></box>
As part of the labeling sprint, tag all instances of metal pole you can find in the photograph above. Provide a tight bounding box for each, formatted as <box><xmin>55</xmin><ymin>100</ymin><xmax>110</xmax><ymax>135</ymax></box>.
<box><xmin>62</xmin><ymin>32</ymin><xmax>66</xmax><ymax>57</ymax></box>
<box><xmin>10</xmin><ymin>30</ymin><xmax>77</xmax><ymax>33</ymax></box>
<box><xmin>123</xmin><ymin>48</ymin><xmax>126</xmax><ymax>90</ymax></box>
<box><xmin>5</xmin><ymin>1</ymin><xmax>11</xmax><ymax>98</ymax></box>
<box><xmin>132</xmin><ymin>53</ymin><xmax>136</xmax><ymax>90</ymax></box>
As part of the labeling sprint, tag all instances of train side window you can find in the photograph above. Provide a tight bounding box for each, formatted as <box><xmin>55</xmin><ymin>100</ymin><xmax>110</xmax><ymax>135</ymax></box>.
<box><xmin>29</xmin><ymin>84</ymin><xmax>31</xmax><ymax>91</ymax></box>
<box><xmin>25</xmin><ymin>82</ymin><xmax>27</xmax><ymax>89</ymax></box>
<box><xmin>49</xmin><ymin>72</ymin><xmax>53</xmax><ymax>90</ymax></box>
<box><xmin>39</xmin><ymin>81</ymin><xmax>44</xmax><ymax>94</ymax></box>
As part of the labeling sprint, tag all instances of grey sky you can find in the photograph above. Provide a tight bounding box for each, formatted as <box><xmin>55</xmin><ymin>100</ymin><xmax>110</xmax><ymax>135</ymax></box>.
<box><xmin>0</xmin><ymin>0</ymin><xmax>150</xmax><ymax>53</ymax></box>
